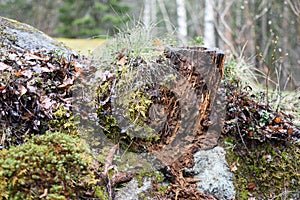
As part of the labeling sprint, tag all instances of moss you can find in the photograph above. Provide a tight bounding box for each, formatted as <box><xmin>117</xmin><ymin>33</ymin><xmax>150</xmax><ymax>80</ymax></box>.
<box><xmin>136</xmin><ymin>169</ymin><xmax>168</xmax><ymax>199</ymax></box>
<box><xmin>95</xmin><ymin>58</ymin><xmax>160</xmax><ymax>152</ymax></box>
<box><xmin>0</xmin><ymin>132</ymin><xmax>98</xmax><ymax>199</ymax></box>
<box><xmin>94</xmin><ymin>185</ymin><xmax>109</xmax><ymax>200</ymax></box>
<box><xmin>48</xmin><ymin>105</ymin><xmax>80</xmax><ymax>137</ymax></box>
<box><xmin>224</xmin><ymin>137</ymin><xmax>300</xmax><ymax>199</ymax></box>
<box><xmin>137</xmin><ymin>169</ymin><xmax>164</xmax><ymax>188</ymax></box>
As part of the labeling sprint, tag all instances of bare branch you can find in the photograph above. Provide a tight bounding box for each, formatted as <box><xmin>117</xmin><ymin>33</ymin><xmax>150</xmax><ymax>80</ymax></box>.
<box><xmin>286</xmin><ymin>0</ymin><xmax>300</xmax><ymax>16</ymax></box>
<box><xmin>157</xmin><ymin>0</ymin><xmax>174</xmax><ymax>34</ymax></box>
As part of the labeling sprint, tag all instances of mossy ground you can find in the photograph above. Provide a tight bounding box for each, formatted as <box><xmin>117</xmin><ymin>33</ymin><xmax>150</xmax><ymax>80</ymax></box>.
<box><xmin>223</xmin><ymin>136</ymin><xmax>300</xmax><ymax>199</ymax></box>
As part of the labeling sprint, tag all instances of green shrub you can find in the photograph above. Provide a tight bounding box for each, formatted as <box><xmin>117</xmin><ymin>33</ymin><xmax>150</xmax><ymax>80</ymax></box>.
<box><xmin>0</xmin><ymin>132</ymin><xmax>96</xmax><ymax>199</ymax></box>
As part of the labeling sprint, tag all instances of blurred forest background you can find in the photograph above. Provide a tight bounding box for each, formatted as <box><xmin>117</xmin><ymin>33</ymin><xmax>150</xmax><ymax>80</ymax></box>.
<box><xmin>0</xmin><ymin>0</ymin><xmax>299</xmax><ymax>89</ymax></box>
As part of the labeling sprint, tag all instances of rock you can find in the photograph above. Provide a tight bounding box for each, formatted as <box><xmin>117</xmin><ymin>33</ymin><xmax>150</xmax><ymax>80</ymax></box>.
<box><xmin>115</xmin><ymin>178</ymin><xmax>153</xmax><ymax>200</ymax></box>
<box><xmin>0</xmin><ymin>16</ymin><xmax>75</xmax><ymax>55</ymax></box>
<box><xmin>185</xmin><ymin>146</ymin><xmax>235</xmax><ymax>200</ymax></box>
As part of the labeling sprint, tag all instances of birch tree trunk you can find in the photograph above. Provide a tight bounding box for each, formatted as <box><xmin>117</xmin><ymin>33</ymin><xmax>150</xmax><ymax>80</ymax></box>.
<box><xmin>204</xmin><ymin>0</ymin><xmax>216</xmax><ymax>47</ymax></box>
<box><xmin>143</xmin><ymin>0</ymin><xmax>156</xmax><ymax>29</ymax></box>
<box><xmin>176</xmin><ymin>0</ymin><xmax>187</xmax><ymax>45</ymax></box>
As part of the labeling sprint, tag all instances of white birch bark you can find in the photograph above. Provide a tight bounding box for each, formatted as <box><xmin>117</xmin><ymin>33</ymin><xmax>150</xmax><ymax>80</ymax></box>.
<box><xmin>143</xmin><ymin>0</ymin><xmax>151</xmax><ymax>28</ymax></box>
<box><xmin>176</xmin><ymin>0</ymin><xmax>187</xmax><ymax>45</ymax></box>
<box><xmin>143</xmin><ymin>0</ymin><xmax>156</xmax><ymax>28</ymax></box>
<box><xmin>204</xmin><ymin>0</ymin><xmax>216</xmax><ymax>47</ymax></box>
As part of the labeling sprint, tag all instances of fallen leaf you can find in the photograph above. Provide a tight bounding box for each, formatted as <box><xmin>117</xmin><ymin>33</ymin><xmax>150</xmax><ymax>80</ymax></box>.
<box><xmin>230</xmin><ymin>162</ymin><xmax>239</xmax><ymax>172</ymax></box>
<box><xmin>41</xmin><ymin>97</ymin><xmax>55</xmax><ymax>109</ymax></box>
<box><xmin>274</xmin><ymin>117</ymin><xmax>282</xmax><ymax>124</ymax></box>
<box><xmin>18</xmin><ymin>84</ymin><xmax>27</xmax><ymax>96</ymax></box>
<box><xmin>14</xmin><ymin>71</ymin><xmax>23</xmax><ymax>77</ymax></box>
<box><xmin>117</xmin><ymin>56</ymin><xmax>127</xmax><ymax>65</ymax></box>
<box><xmin>248</xmin><ymin>182</ymin><xmax>256</xmax><ymax>191</ymax></box>
<box><xmin>24</xmin><ymin>52</ymin><xmax>46</xmax><ymax>61</ymax></box>
<box><xmin>287</xmin><ymin>128</ymin><xmax>293</xmax><ymax>135</ymax></box>
<box><xmin>248</xmin><ymin>130</ymin><xmax>254</xmax><ymax>137</ymax></box>
<box><xmin>74</xmin><ymin>66</ymin><xmax>84</xmax><ymax>73</ymax></box>
<box><xmin>32</xmin><ymin>66</ymin><xmax>51</xmax><ymax>73</ymax></box>
<box><xmin>57</xmin><ymin>77</ymin><xmax>74</xmax><ymax>89</ymax></box>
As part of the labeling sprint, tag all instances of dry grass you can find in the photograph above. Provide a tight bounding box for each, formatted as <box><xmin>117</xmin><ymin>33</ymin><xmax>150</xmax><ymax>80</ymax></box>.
<box><xmin>56</xmin><ymin>38</ymin><xmax>105</xmax><ymax>56</ymax></box>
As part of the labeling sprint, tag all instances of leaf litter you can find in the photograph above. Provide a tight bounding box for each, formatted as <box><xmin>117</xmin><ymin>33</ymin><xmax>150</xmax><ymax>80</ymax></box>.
<box><xmin>0</xmin><ymin>49</ymin><xmax>81</xmax><ymax>148</ymax></box>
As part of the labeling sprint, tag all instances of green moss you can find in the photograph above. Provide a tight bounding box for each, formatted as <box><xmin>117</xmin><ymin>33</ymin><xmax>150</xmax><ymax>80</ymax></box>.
<box><xmin>94</xmin><ymin>185</ymin><xmax>109</xmax><ymax>200</ymax></box>
<box><xmin>224</xmin><ymin>137</ymin><xmax>300</xmax><ymax>199</ymax></box>
<box><xmin>137</xmin><ymin>169</ymin><xmax>164</xmax><ymax>188</ymax></box>
<box><xmin>0</xmin><ymin>132</ymin><xmax>97</xmax><ymax>199</ymax></box>
<box><xmin>96</xmin><ymin>57</ymin><xmax>160</xmax><ymax>152</ymax></box>
<box><xmin>48</xmin><ymin>105</ymin><xmax>80</xmax><ymax>137</ymax></box>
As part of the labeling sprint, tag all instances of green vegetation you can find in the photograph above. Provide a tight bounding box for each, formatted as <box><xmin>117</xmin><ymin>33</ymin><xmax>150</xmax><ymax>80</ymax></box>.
<box><xmin>48</xmin><ymin>105</ymin><xmax>80</xmax><ymax>137</ymax></box>
<box><xmin>0</xmin><ymin>132</ymin><xmax>97</xmax><ymax>199</ymax></box>
<box><xmin>223</xmin><ymin>55</ymin><xmax>300</xmax><ymax>199</ymax></box>
<box><xmin>95</xmin><ymin>25</ymin><xmax>172</xmax><ymax>152</ymax></box>
<box><xmin>224</xmin><ymin>138</ymin><xmax>300</xmax><ymax>199</ymax></box>
<box><xmin>56</xmin><ymin>0</ymin><xmax>130</xmax><ymax>38</ymax></box>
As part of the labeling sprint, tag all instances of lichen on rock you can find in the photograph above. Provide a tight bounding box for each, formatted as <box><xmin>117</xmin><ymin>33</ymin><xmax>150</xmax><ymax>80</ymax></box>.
<box><xmin>0</xmin><ymin>16</ymin><xmax>75</xmax><ymax>55</ymax></box>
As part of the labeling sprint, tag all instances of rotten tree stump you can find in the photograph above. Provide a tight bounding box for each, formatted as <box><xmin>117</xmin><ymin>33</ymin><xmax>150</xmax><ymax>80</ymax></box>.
<box><xmin>149</xmin><ymin>47</ymin><xmax>226</xmax><ymax>164</ymax></box>
<box><xmin>96</xmin><ymin>46</ymin><xmax>226</xmax><ymax>165</ymax></box>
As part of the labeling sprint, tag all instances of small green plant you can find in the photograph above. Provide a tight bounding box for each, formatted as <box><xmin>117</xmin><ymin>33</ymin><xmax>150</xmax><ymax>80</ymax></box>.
<box><xmin>188</xmin><ymin>36</ymin><xmax>204</xmax><ymax>46</ymax></box>
<box><xmin>0</xmin><ymin>132</ymin><xmax>97</xmax><ymax>199</ymax></box>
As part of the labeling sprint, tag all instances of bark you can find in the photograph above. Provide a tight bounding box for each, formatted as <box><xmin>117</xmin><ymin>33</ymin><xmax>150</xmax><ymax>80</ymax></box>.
<box><xmin>204</xmin><ymin>0</ymin><xmax>216</xmax><ymax>47</ymax></box>
<box><xmin>176</xmin><ymin>0</ymin><xmax>188</xmax><ymax>45</ymax></box>
<box><xmin>143</xmin><ymin>0</ymin><xmax>156</xmax><ymax>28</ymax></box>
<box><xmin>153</xmin><ymin>47</ymin><xmax>226</xmax><ymax>164</ymax></box>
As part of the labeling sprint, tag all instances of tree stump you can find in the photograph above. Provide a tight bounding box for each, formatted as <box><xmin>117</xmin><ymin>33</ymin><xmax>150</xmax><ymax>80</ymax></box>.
<box><xmin>96</xmin><ymin>46</ymin><xmax>226</xmax><ymax>165</ymax></box>
<box><xmin>149</xmin><ymin>47</ymin><xmax>225</xmax><ymax>164</ymax></box>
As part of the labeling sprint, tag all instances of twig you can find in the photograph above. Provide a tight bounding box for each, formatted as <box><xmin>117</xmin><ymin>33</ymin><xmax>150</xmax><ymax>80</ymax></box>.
<box><xmin>235</xmin><ymin>119</ymin><xmax>249</xmax><ymax>152</ymax></box>
<box><xmin>100</xmin><ymin>143</ymin><xmax>119</xmax><ymax>200</ymax></box>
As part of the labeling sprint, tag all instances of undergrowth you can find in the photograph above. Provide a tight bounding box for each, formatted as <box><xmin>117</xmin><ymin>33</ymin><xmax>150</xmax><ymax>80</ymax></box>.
<box><xmin>223</xmin><ymin>54</ymin><xmax>300</xmax><ymax>199</ymax></box>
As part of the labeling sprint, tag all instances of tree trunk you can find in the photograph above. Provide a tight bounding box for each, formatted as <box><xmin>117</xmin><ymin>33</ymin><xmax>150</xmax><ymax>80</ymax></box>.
<box><xmin>176</xmin><ymin>0</ymin><xmax>188</xmax><ymax>45</ymax></box>
<box><xmin>204</xmin><ymin>0</ymin><xmax>216</xmax><ymax>47</ymax></box>
<box><xmin>143</xmin><ymin>0</ymin><xmax>156</xmax><ymax>28</ymax></box>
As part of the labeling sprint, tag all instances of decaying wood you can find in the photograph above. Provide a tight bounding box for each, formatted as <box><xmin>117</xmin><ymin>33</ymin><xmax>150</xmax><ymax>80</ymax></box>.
<box><xmin>151</xmin><ymin>47</ymin><xmax>226</xmax><ymax>165</ymax></box>
<box><xmin>96</xmin><ymin>46</ymin><xmax>226</xmax><ymax>160</ymax></box>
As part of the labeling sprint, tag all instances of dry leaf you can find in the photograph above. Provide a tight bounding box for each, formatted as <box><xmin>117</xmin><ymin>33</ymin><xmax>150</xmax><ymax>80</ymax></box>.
<box><xmin>274</xmin><ymin>117</ymin><xmax>282</xmax><ymax>124</ymax></box>
<box><xmin>18</xmin><ymin>84</ymin><xmax>27</xmax><ymax>96</ymax></box>
<box><xmin>248</xmin><ymin>182</ymin><xmax>256</xmax><ymax>191</ymax></box>
<box><xmin>229</xmin><ymin>162</ymin><xmax>239</xmax><ymax>172</ymax></box>
<box><xmin>287</xmin><ymin>128</ymin><xmax>293</xmax><ymax>135</ymax></box>
<box><xmin>117</xmin><ymin>56</ymin><xmax>127</xmax><ymax>65</ymax></box>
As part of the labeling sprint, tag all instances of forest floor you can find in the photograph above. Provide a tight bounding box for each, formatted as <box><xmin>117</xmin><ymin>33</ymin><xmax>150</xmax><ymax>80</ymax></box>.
<box><xmin>1</xmin><ymin>30</ymin><xmax>300</xmax><ymax>199</ymax></box>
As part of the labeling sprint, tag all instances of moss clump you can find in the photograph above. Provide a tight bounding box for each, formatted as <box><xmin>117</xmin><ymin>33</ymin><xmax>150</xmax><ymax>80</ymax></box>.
<box><xmin>0</xmin><ymin>132</ymin><xmax>97</xmax><ymax>199</ymax></box>
<box><xmin>48</xmin><ymin>105</ymin><xmax>80</xmax><ymax>137</ymax></box>
<box><xmin>224</xmin><ymin>137</ymin><xmax>300</xmax><ymax>199</ymax></box>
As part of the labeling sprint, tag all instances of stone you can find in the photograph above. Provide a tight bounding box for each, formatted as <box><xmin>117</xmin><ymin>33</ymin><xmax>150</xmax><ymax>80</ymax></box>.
<box><xmin>115</xmin><ymin>178</ymin><xmax>153</xmax><ymax>200</ymax></box>
<box><xmin>185</xmin><ymin>146</ymin><xmax>235</xmax><ymax>200</ymax></box>
<box><xmin>0</xmin><ymin>16</ymin><xmax>75</xmax><ymax>55</ymax></box>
